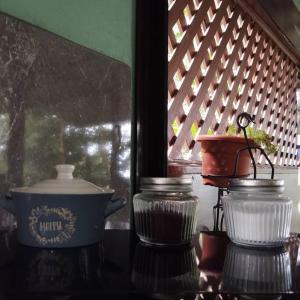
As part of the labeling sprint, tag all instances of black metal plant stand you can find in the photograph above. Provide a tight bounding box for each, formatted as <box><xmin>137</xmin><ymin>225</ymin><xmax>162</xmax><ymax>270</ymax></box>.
<box><xmin>213</xmin><ymin>188</ymin><xmax>227</xmax><ymax>231</ymax></box>
<box><xmin>210</xmin><ymin>112</ymin><xmax>275</xmax><ymax>231</ymax></box>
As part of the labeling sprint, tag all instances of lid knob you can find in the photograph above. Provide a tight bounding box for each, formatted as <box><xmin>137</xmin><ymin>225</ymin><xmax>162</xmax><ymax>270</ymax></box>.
<box><xmin>56</xmin><ymin>164</ymin><xmax>75</xmax><ymax>180</ymax></box>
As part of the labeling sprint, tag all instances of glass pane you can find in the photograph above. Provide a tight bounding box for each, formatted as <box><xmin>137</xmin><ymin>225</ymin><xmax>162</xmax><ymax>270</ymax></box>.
<box><xmin>0</xmin><ymin>14</ymin><xmax>131</xmax><ymax>230</ymax></box>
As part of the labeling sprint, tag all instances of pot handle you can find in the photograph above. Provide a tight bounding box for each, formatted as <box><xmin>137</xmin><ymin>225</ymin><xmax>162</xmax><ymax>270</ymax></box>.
<box><xmin>104</xmin><ymin>197</ymin><xmax>127</xmax><ymax>218</ymax></box>
<box><xmin>0</xmin><ymin>194</ymin><xmax>16</xmax><ymax>215</ymax></box>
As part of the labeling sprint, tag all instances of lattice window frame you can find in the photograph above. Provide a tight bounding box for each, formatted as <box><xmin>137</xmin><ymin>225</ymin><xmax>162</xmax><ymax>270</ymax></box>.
<box><xmin>168</xmin><ymin>0</ymin><xmax>300</xmax><ymax>170</ymax></box>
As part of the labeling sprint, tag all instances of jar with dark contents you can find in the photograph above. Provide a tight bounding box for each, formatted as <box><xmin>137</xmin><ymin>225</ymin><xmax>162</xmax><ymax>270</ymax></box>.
<box><xmin>133</xmin><ymin>178</ymin><xmax>200</xmax><ymax>246</ymax></box>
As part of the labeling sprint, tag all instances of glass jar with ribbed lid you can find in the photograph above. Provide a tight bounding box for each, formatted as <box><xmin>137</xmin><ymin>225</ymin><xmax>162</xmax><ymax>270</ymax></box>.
<box><xmin>133</xmin><ymin>177</ymin><xmax>200</xmax><ymax>246</ymax></box>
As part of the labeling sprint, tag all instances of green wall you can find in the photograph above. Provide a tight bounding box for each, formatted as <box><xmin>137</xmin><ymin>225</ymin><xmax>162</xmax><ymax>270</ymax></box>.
<box><xmin>293</xmin><ymin>0</ymin><xmax>300</xmax><ymax>12</ymax></box>
<box><xmin>0</xmin><ymin>0</ymin><xmax>134</xmax><ymax>67</ymax></box>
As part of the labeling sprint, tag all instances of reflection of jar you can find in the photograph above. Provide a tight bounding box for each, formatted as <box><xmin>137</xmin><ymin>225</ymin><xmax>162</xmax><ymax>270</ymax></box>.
<box><xmin>223</xmin><ymin>179</ymin><xmax>292</xmax><ymax>247</ymax></box>
<box><xmin>222</xmin><ymin>243</ymin><xmax>292</xmax><ymax>294</ymax></box>
<box><xmin>132</xmin><ymin>242</ymin><xmax>199</xmax><ymax>296</ymax></box>
<box><xmin>133</xmin><ymin>178</ymin><xmax>200</xmax><ymax>246</ymax></box>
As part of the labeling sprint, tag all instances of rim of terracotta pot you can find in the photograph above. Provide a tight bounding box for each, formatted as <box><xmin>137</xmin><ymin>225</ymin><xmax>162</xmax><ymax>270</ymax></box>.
<box><xmin>197</xmin><ymin>135</ymin><xmax>254</xmax><ymax>144</ymax></box>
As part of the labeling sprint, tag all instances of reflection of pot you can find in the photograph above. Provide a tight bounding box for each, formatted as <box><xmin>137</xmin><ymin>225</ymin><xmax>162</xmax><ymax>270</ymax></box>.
<box><xmin>0</xmin><ymin>230</ymin><xmax>16</xmax><ymax>267</ymax></box>
<box><xmin>0</xmin><ymin>231</ymin><xmax>17</xmax><ymax>297</ymax></box>
<box><xmin>195</xmin><ymin>232</ymin><xmax>229</xmax><ymax>293</ymax></box>
<box><xmin>222</xmin><ymin>243</ymin><xmax>292</xmax><ymax>294</ymax></box>
<box><xmin>198</xmin><ymin>231</ymin><xmax>229</xmax><ymax>275</ymax></box>
<box><xmin>132</xmin><ymin>243</ymin><xmax>199</xmax><ymax>297</ymax></box>
<box><xmin>0</xmin><ymin>165</ymin><xmax>126</xmax><ymax>248</ymax></box>
<box><xmin>15</xmin><ymin>242</ymin><xmax>103</xmax><ymax>293</ymax></box>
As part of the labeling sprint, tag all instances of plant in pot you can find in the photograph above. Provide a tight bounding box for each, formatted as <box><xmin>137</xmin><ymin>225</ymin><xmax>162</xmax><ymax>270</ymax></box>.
<box><xmin>197</xmin><ymin>125</ymin><xmax>278</xmax><ymax>188</ymax></box>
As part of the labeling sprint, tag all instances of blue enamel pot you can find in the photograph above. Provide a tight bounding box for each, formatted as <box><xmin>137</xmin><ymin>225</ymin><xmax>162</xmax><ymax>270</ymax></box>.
<box><xmin>0</xmin><ymin>165</ymin><xmax>126</xmax><ymax>248</ymax></box>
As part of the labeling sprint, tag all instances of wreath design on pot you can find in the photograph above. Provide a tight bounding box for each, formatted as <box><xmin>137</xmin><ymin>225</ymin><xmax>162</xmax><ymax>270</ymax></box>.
<box><xmin>29</xmin><ymin>206</ymin><xmax>77</xmax><ymax>245</ymax></box>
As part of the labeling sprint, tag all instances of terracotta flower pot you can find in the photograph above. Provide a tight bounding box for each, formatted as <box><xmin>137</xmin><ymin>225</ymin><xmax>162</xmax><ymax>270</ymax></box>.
<box><xmin>197</xmin><ymin>135</ymin><xmax>254</xmax><ymax>188</ymax></box>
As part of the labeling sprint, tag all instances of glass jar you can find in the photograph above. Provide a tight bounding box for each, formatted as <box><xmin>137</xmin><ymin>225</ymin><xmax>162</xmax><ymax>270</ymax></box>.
<box><xmin>133</xmin><ymin>178</ymin><xmax>200</xmax><ymax>246</ymax></box>
<box><xmin>222</xmin><ymin>179</ymin><xmax>292</xmax><ymax>247</ymax></box>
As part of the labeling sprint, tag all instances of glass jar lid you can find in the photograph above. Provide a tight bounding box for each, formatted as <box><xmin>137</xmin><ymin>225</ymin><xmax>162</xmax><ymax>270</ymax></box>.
<box><xmin>229</xmin><ymin>178</ymin><xmax>285</xmax><ymax>193</ymax></box>
<box><xmin>140</xmin><ymin>177</ymin><xmax>192</xmax><ymax>192</ymax></box>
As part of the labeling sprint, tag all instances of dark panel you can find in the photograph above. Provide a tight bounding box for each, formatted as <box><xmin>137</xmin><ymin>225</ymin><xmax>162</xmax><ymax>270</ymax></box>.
<box><xmin>135</xmin><ymin>0</ymin><xmax>168</xmax><ymax>179</ymax></box>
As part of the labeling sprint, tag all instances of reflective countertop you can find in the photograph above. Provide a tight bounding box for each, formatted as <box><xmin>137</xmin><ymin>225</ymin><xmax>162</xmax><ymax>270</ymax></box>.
<box><xmin>0</xmin><ymin>230</ymin><xmax>300</xmax><ymax>299</ymax></box>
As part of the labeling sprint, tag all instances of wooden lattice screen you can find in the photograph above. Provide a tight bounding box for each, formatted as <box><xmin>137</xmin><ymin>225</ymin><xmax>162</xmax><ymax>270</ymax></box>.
<box><xmin>168</xmin><ymin>0</ymin><xmax>300</xmax><ymax>168</ymax></box>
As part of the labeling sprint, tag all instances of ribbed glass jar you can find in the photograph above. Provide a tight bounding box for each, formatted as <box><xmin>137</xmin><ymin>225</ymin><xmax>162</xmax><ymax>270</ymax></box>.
<box><xmin>222</xmin><ymin>179</ymin><xmax>292</xmax><ymax>247</ymax></box>
<box><xmin>133</xmin><ymin>178</ymin><xmax>200</xmax><ymax>246</ymax></box>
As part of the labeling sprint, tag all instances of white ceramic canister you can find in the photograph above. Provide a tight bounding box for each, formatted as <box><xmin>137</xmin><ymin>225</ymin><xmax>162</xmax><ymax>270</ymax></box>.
<box><xmin>222</xmin><ymin>178</ymin><xmax>292</xmax><ymax>247</ymax></box>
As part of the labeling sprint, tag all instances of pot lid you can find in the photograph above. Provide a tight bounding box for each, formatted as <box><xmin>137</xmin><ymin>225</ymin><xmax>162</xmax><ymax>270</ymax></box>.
<box><xmin>14</xmin><ymin>165</ymin><xmax>114</xmax><ymax>195</ymax></box>
<box><xmin>140</xmin><ymin>177</ymin><xmax>193</xmax><ymax>192</ymax></box>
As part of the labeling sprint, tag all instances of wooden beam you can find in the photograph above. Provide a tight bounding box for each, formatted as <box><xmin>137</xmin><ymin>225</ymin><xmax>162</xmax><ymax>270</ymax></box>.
<box><xmin>235</xmin><ymin>0</ymin><xmax>300</xmax><ymax>65</ymax></box>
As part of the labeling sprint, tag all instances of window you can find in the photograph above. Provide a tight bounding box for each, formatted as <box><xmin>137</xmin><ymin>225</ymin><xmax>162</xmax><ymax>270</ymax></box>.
<box><xmin>168</xmin><ymin>0</ymin><xmax>299</xmax><ymax>170</ymax></box>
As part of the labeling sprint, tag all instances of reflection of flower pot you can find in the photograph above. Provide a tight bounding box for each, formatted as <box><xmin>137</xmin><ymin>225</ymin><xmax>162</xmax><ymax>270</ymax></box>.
<box><xmin>198</xmin><ymin>231</ymin><xmax>229</xmax><ymax>275</ymax></box>
<box><xmin>197</xmin><ymin>136</ymin><xmax>254</xmax><ymax>188</ymax></box>
<box><xmin>222</xmin><ymin>243</ymin><xmax>292</xmax><ymax>294</ymax></box>
<box><xmin>132</xmin><ymin>243</ymin><xmax>199</xmax><ymax>297</ymax></box>
<box><xmin>15</xmin><ymin>243</ymin><xmax>103</xmax><ymax>293</ymax></box>
<box><xmin>167</xmin><ymin>164</ymin><xmax>183</xmax><ymax>177</ymax></box>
